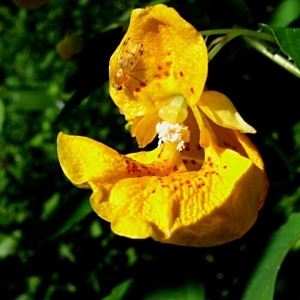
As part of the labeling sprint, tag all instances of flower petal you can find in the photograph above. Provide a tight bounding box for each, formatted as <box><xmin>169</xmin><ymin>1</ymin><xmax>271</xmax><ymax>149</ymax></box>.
<box><xmin>109</xmin><ymin>4</ymin><xmax>208</xmax><ymax>122</ymax></box>
<box><xmin>57</xmin><ymin>132</ymin><xmax>125</xmax><ymax>189</ymax></box>
<box><xmin>58</xmin><ymin>132</ymin><xmax>183</xmax><ymax>219</ymax></box>
<box><xmin>204</xmin><ymin>116</ymin><xmax>269</xmax><ymax>210</ymax></box>
<box><xmin>131</xmin><ymin>109</ymin><xmax>161</xmax><ymax>147</ymax></box>
<box><xmin>103</xmin><ymin>142</ymin><xmax>266</xmax><ymax>247</ymax></box>
<box><xmin>198</xmin><ymin>90</ymin><xmax>256</xmax><ymax>133</ymax></box>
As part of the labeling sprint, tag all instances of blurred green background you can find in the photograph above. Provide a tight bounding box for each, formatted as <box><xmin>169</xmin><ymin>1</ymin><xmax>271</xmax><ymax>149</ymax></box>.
<box><xmin>1</xmin><ymin>0</ymin><xmax>300</xmax><ymax>299</ymax></box>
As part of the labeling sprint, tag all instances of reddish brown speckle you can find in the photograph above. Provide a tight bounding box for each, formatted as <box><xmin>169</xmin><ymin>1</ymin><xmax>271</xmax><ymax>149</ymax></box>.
<box><xmin>164</xmin><ymin>71</ymin><xmax>170</xmax><ymax>76</ymax></box>
<box><xmin>140</xmin><ymin>82</ymin><xmax>146</xmax><ymax>87</ymax></box>
<box><xmin>186</xmin><ymin>180</ymin><xmax>191</xmax><ymax>184</ymax></box>
<box><xmin>207</xmin><ymin>157</ymin><xmax>211</xmax><ymax>162</ymax></box>
<box><xmin>197</xmin><ymin>184</ymin><xmax>202</xmax><ymax>189</ymax></box>
<box><xmin>190</xmin><ymin>87</ymin><xmax>194</xmax><ymax>94</ymax></box>
<box><xmin>158</xmin><ymin>66</ymin><xmax>162</xmax><ymax>70</ymax></box>
<box><xmin>180</xmin><ymin>71</ymin><xmax>184</xmax><ymax>77</ymax></box>
<box><xmin>191</xmin><ymin>159</ymin><xmax>196</xmax><ymax>165</ymax></box>
<box><xmin>152</xmin><ymin>190</ymin><xmax>156</xmax><ymax>193</ymax></box>
<box><xmin>136</xmin><ymin>88</ymin><xmax>141</xmax><ymax>92</ymax></box>
<box><xmin>185</xmin><ymin>146</ymin><xmax>190</xmax><ymax>151</ymax></box>
<box><xmin>232</xmin><ymin>146</ymin><xmax>237</xmax><ymax>150</ymax></box>
<box><xmin>165</xmin><ymin>61</ymin><xmax>172</xmax><ymax>67</ymax></box>
<box><xmin>197</xmin><ymin>145</ymin><xmax>201</xmax><ymax>151</ymax></box>
<box><xmin>223</xmin><ymin>165</ymin><xmax>227</xmax><ymax>169</ymax></box>
<box><xmin>167</xmin><ymin>52</ymin><xmax>171</xmax><ymax>56</ymax></box>
<box><xmin>183</xmin><ymin>159</ymin><xmax>188</xmax><ymax>164</ymax></box>
<box><xmin>209</xmin><ymin>162</ymin><xmax>213</xmax><ymax>167</ymax></box>
<box><xmin>174</xmin><ymin>187</ymin><xmax>178</xmax><ymax>191</ymax></box>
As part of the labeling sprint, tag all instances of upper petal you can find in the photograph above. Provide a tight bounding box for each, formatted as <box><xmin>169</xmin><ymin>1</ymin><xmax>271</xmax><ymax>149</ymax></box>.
<box><xmin>109</xmin><ymin>4</ymin><xmax>208</xmax><ymax>121</ymax></box>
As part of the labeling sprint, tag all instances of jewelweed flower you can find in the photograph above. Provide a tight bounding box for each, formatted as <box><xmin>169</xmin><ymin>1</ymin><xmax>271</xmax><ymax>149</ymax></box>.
<box><xmin>58</xmin><ymin>4</ymin><xmax>268</xmax><ymax>247</ymax></box>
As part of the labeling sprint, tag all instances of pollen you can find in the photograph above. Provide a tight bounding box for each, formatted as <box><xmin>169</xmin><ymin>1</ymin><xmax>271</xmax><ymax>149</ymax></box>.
<box><xmin>156</xmin><ymin>121</ymin><xmax>190</xmax><ymax>151</ymax></box>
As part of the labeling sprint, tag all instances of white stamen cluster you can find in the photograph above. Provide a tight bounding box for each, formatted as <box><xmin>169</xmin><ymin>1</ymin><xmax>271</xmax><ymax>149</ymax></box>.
<box><xmin>156</xmin><ymin>121</ymin><xmax>190</xmax><ymax>151</ymax></box>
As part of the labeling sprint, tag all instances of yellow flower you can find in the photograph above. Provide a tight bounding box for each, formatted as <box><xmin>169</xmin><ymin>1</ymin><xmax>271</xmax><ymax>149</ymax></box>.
<box><xmin>57</xmin><ymin>4</ymin><xmax>268</xmax><ymax>247</ymax></box>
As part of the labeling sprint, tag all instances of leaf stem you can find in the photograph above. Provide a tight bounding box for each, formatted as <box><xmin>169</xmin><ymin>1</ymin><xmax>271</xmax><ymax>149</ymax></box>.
<box><xmin>200</xmin><ymin>28</ymin><xmax>277</xmax><ymax>44</ymax></box>
<box><xmin>244</xmin><ymin>36</ymin><xmax>300</xmax><ymax>78</ymax></box>
<box><xmin>200</xmin><ymin>28</ymin><xmax>300</xmax><ymax>78</ymax></box>
<box><xmin>200</xmin><ymin>28</ymin><xmax>277</xmax><ymax>61</ymax></box>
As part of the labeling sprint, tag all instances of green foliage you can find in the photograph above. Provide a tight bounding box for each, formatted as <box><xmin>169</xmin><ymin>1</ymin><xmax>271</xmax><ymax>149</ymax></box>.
<box><xmin>269</xmin><ymin>0</ymin><xmax>300</xmax><ymax>27</ymax></box>
<box><xmin>102</xmin><ymin>279</ymin><xmax>133</xmax><ymax>300</ymax></box>
<box><xmin>144</xmin><ymin>281</ymin><xmax>205</xmax><ymax>300</ymax></box>
<box><xmin>260</xmin><ymin>24</ymin><xmax>300</xmax><ymax>69</ymax></box>
<box><xmin>0</xmin><ymin>0</ymin><xmax>300</xmax><ymax>299</ymax></box>
<box><xmin>242</xmin><ymin>213</ymin><xmax>300</xmax><ymax>300</ymax></box>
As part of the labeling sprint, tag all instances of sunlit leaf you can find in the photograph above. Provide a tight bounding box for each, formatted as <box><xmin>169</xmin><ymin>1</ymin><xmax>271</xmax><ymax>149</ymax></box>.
<box><xmin>242</xmin><ymin>213</ymin><xmax>300</xmax><ymax>300</ymax></box>
<box><xmin>59</xmin><ymin>242</ymin><xmax>76</xmax><ymax>263</ymax></box>
<box><xmin>8</xmin><ymin>90</ymin><xmax>54</xmax><ymax>111</ymax></box>
<box><xmin>269</xmin><ymin>0</ymin><xmax>300</xmax><ymax>27</ymax></box>
<box><xmin>0</xmin><ymin>230</ymin><xmax>21</xmax><ymax>260</ymax></box>
<box><xmin>260</xmin><ymin>24</ymin><xmax>300</xmax><ymax>69</ymax></box>
<box><xmin>41</xmin><ymin>193</ymin><xmax>60</xmax><ymax>220</ymax></box>
<box><xmin>102</xmin><ymin>279</ymin><xmax>133</xmax><ymax>300</ymax></box>
<box><xmin>89</xmin><ymin>219</ymin><xmax>103</xmax><ymax>238</ymax></box>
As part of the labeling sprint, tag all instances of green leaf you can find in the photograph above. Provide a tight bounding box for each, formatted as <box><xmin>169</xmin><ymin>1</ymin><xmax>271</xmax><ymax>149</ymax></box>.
<box><xmin>0</xmin><ymin>98</ymin><xmax>5</xmax><ymax>132</ymax></box>
<box><xmin>0</xmin><ymin>231</ymin><xmax>21</xmax><ymax>260</ymax></box>
<box><xmin>49</xmin><ymin>196</ymin><xmax>92</xmax><ymax>239</ymax></box>
<box><xmin>242</xmin><ymin>213</ymin><xmax>300</xmax><ymax>300</ymax></box>
<box><xmin>7</xmin><ymin>90</ymin><xmax>54</xmax><ymax>111</ymax></box>
<box><xmin>102</xmin><ymin>279</ymin><xmax>133</xmax><ymax>300</ymax></box>
<box><xmin>145</xmin><ymin>282</ymin><xmax>205</xmax><ymax>300</ymax></box>
<box><xmin>40</xmin><ymin>193</ymin><xmax>60</xmax><ymax>221</ymax></box>
<box><xmin>38</xmin><ymin>196</ymin><xmax>92</xmax><ymax>243</ymax></box>
<box><xmin>260</xmin><ymin>24</ymin><xmax>300</xmax><ymax>69</ymax></box>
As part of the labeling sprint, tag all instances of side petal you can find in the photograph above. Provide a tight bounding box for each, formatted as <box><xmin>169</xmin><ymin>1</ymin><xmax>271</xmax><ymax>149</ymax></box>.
<box><xmin>131</xmin><ymin>109</ymin><xmax>161</xmax><ymax>147</ymax></box>
<box><xmin>57</xmin><ymin>132</ymin><xmax>177</xmax><ymax>189</ymax></box>
<box><xmin>57</xmin><ymin>132</ymin><xmax>126</xmax><ymax>189</ymax></box>
<box><xmin>198</xmin><ymin>91</ymin><xmax>256</xmax><ymax>133</ymax></box>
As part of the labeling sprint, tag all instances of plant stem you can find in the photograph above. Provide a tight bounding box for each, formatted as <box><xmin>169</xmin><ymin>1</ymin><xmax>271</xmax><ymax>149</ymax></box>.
<box><xmin>244</xmin><ymin>36</ymin><xmax>300</xmax><ymax>78</ymax></box>
<box><xmin>200</xmin><ymin>28</ymin><xmax>277</xmax><ymax>44</ymax></box>
<box><xmin>200</xmin><ymin>28</ymin><xmax>300</xmax><ymax>78</ymax></box>
<box><xmin>200</xmin><ymin>28</ymin><xmax>277</xmax><ymax>61</ymax></box>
